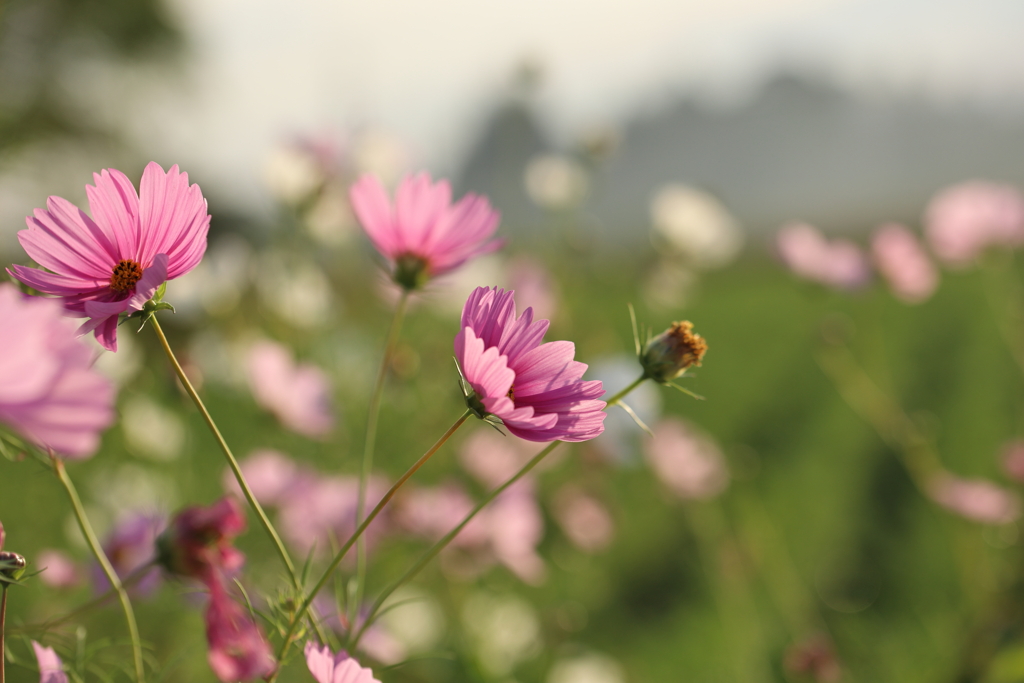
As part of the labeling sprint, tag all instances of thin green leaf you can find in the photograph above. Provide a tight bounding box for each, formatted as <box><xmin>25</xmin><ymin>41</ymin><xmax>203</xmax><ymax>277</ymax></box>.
<box><xmin>618</xmin><ymin>400</ymin><xmax>654</xmax><ymax>437</ymax></box>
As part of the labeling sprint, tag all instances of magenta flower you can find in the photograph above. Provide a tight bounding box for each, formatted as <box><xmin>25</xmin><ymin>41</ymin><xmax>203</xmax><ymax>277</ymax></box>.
<box><xmin>247</xmin><ymin>340</ymin><xmax>335</xmax><ymax>439</ymax></box>
<box><xmin>870</xmin><ymin>223</ymin><xmax>939</xmax><ymax>304</ymax></box>
<box><xmin>205</xmin><ymin>579</ymin><xmax>277</xmax><ymax>682</ymax></box>
<box><xmin>455</xmin><ymin>287</ymin><xmax>606</xmax><ymax>442</ymax></box>
<box><xmin>305</xmin><ymin>643</ymin><xmax>381</xmax><ymax>683</ymax></box>
<box><xmin>157</xmin><ymin>497</ymin><xmax>246</xmax><ymax>580</ymax></box>
<box><xmin>95</xmin><ymin>513</ymin><xmax>165</xmax><ymax>597</ymax></box>
<box><xmin>8</xmin><ymin>162</ymin><xmax>210</xmax><ymax>351</ymax></box>
<box><xmin>776</xmin><ymin>222</ymin><xmax>870</xmax><ymax>290</ymax></box>
<box><xmin>350</xmin><ymin>172</ymin><xmax>501</xmax><ymax>289</ymax></box>
<box><xmin>0</xmin><ymin>284</ymin><xmax>115</xmax><ymax>458</ymax></box>
<box><xmin>32</xmin><ymin>641</ymin><xmax>69</xmax><ymax>683</ymax></box>
<box><xmin>924</xmin><ymin>181</ymin><xmax>1024</xmax><ymax>267</ymax></box>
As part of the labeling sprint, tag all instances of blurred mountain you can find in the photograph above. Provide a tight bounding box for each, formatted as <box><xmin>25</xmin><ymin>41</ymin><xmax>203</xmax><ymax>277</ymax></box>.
<box><xmin>456</xmin><ymin>75</ymin><xmax>1024</xmax><ymax>243</ymax></box>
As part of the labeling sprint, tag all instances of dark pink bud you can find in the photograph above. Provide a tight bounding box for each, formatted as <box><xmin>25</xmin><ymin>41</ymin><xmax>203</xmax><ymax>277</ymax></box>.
<box><xmin>158</xmin><ymin>497</ymin><xmax>246</xmax><ymax>580</ymax></box>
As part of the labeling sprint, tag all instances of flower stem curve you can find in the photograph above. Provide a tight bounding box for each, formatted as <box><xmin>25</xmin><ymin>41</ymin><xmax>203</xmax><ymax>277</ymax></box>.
<box><xmin>150</xmin><ymin>316</ymin><xmax>299</xmax><ymax>588</ymax></box>
<box><xmin>54</xmin><ymin>458</ymin><xmax>145</xmax><ymax>683</ymax></box>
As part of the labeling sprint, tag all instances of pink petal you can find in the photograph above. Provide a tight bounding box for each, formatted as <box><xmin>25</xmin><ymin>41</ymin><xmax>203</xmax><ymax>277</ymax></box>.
<box><xmin>87</xmin><ymin>167</ymin><xmax>141</xmax><ymax>260</ymax></box>
<box><xmin>350</xmin><ymin>174</ymin><xmax>399</xmax><ymax>258</ymax></box>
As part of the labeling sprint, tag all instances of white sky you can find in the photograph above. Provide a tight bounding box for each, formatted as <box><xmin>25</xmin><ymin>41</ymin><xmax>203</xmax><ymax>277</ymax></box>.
<box><xmin>74</xmin><ymin>0</ymin><xmax>1024</xmax><ymax>212</ymax></box>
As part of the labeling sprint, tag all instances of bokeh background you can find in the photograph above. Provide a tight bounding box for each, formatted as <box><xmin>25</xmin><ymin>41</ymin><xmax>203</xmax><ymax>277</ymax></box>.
<box><xmin>4</xmin><ymin>1</ymin><xmax>1024</xmax><ymax>681</ymax></box>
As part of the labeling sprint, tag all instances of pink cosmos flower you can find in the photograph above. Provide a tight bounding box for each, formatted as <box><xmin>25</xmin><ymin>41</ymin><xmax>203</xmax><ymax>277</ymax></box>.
<box><xmin>870</xmin><ymin>223</ymin><xmax>939</xmax><ymax>304</ymax></box>
<box><xmin>32</xmin><ymin>641</ymin><xmax>69</xmax><ymax>683</ymax></box>
<box><xmin>37</xmin><ymin>550</ymin><xmax>81</xmax><ymax>589</ymax></box>
<box><xmin>644</xmin><ymin>418</ymin><xmax>729</xmax><ymax>500</ymax></box>
<box><xmin>0</xmin><ymin>284</ymin><xmax>115</xmax><ymax>458</ymax></box>
<box><xmin>311</xmin><ymin>599</ymin><xmax>407</xmax><ymax>666</ymax></box>
<box><xmin>277</xmin><ymin>475</ymin><xmax>391</xmax><ymax>557</ymax></box>
<box><xmin>305</xmin><ymin>643</ymin><xmax>381</xmax><ymax>683</ymax></box>
<box><xmin>205</xmin><ymin>579</ymin><xmax>277</xmax><ymax>682</ymax></box>
<box><xmin>927</xmin><ymin>473</ymin><xmax>1021</xmax><ymax>524</ymax></box>
<box><xmin>247</xmin><ymin>340</ymin><xmax>335</xmax><ymax>439</ymax></box>
<box><xmin>455</xmin><ymin>287</ymin><xmax>606</xmax><ymax>442</ymax></box>
<box><xmin>485</xmin><ymin>483</ymin><xmax>547</xmax><ymax>585</ymax></box>
<box><xmin>924</xmin><ymin>181</ymin><xmax>1024</xmax><ymax>267</ymax></box>
<box><xmin>223</xmin><ymin>449</ymin><xmax>301</xmax><ymax>506</ymax></box>
<box><xmin>552</xmin><ymin>485</ymin><xmax>615</xmax><ymax>553</ymax></box>
<box><xmin>397</xmin><ymin>482</ymin><xmax>488</xmax><ymax>549</ymax></box>
<box><xmin>95</xmin><ymin>513</ymin><xmax>165</xmax><ymax>597</ymax></box>
<box><xmin>157</xmin><ymin>497</ymin><xmax>245</xmax><ymax>580</ymax></box>
<box><xmin>458</xmin><ymin>427</ymin><xmax>539</xmax><ymax>488</ymax></box>
<box><xmin>508</xmin><ymin>255</ymin><xmax>558</xmax><ymax>321</ymax></box>
<box><xmin>349</xmin><ymin>172</ymin><xmax>501</xmax><ymax>289</ymax></box>
<box><xmin>776</xmin><ymin>222</ymin><xmax>871</xmax><ymax>290</ymax></box>
<box><xmin>8</xmin><ymin>162</ymin><xmax>210</xmax><ymax>351</ymax></box>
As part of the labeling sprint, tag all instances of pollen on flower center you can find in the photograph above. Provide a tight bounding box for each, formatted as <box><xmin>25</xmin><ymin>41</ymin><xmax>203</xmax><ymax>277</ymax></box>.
<box><xmin>110</xmin><ymin>259</ymin><xmax>144</xmax><ymax>292</ymax></box>
<box><xmin>507</xmin><ymin>385</ymin><xmax>515</xmax><ymax>401</ymax></box>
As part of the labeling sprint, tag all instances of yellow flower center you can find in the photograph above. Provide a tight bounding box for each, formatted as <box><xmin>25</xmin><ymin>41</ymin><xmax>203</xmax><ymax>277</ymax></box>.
<box><xmin>110</xmin><ymin>259</ymin><xmax>144</xmax><ymax>293</ymax></box>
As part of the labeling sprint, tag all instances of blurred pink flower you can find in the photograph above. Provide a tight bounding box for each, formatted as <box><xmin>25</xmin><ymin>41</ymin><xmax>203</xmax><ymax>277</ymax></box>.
<box><xmin>158</xmin><ymin>497</ymin><xmax>245</xmax><ymax>581</ymax></box>
<box><xmin>1001</xmin><ymin>439</ymin><xmax>1024</xmax><ymax>484</ymax></box>
<box><xmin>485</xmin><ymin>483</ymin><xmax>547</xmax><ymax>585</ymax></box>
<box><xmin>927</xmin><ymin>473</ymin><xmax>1021</xmax><ymax>524</ymax></box>
<box><xmin>278</xmin><ymin>475</ymin><xmax>390</xmax><ymax>557</ymax></box>
<box><xmin>223</xmin><ymin>449</ymin><xmax>301</xmax><ymax>507</ymax></box>
<box><xmin>8</xmin><ymin>162</ymin><xmax>210</xmax><ymax>351</ymax></box>
<box><xmin>305</xmin><ymin>643</ymin><xmax>381</xmax><ymax>683</ymax></box>
<box><xmin>312</xmin><ymin>597</ymin><xmax>407</xmax><ymax>666</ymax></box>
<box><xmin>644</xmin><ymin>418</ymin><xmax>729</xmax><ymax>500</ymax></box>
<box><xmin>397</xmin><ymin>482</ymin><xmax>488</xmax><ymax>548</ymax></box>
<box><xmin>0</xmin><ymin>284</ymin><xmax>115</xmax><ymax>459</ymax></box>
<box><xmin>508</xmin><ymin>256</ymin><xmax>558</xmax><ymax>321</ymax></box>
<box><xmin>32</xmin><ymin>641</ymin><xmax>68</xmax><ymax>683</ymax></box>
<box><xmin>37</xmin><ymin>549</ymin><xmax>81</xmax><ymax>589</ymax></box>
<box><xmin>205</xmin><ymin>579</ymin><xmax>276</xmax><ymax>682</ymax></box>
<box><xmin>95</xmin><ymin>513</ymin><xmax>165</xmax><ymax>597</ymax></box>
<box><xmin>458</xmin><ymin>427</ymin><xmax>538</xmax><ymax>488</ymax></box>
<box><xmin>349</xmin><ymin>172</ymin><xmax>501</xmax><ymax>289</ymax></box>
<box><xmin>870</xmin><ymin>223</ymin><xmax>939</xmax><ymax>304</ymax></box>
<box><xmin>0</xmin><ymin>518</ymin><xmax>4</xmax><ymax>550</ymax></box>
<box><xmin>456</xmin><ymin>286</ymin><xmax>606</xmax><ymax>442</ymax></box>
<box><xmin>247</xmin><ymin>340</ymin><xmax>335</xmax><ymax>439</ymax></box>
<box><xmin>553</xmin><ymin>485</ymin><xmax>615</xmax><ymax>553</ymax></box>
<box><xmin>924</xmin><ymin>181</ymin><xmax>1024</xmax><ymax>267</ymax></box>
<box><xmin>776</xmin><ymin>222</ymin><xmax>870</xmax><ymax>290</ymax></box>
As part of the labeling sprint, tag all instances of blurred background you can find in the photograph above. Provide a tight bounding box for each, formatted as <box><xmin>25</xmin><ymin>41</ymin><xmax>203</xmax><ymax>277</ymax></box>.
<box><xmin>4</xmin><ymin>0</ymin><xmax>1024</xmax><ymax>681</ymax></box>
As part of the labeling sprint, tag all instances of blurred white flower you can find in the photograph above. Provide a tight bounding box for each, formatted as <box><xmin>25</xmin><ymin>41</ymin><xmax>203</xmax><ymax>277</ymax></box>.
<box><xmin>256</xmin><ymin>249</ymin><xmax>335</xmax><ymax>328</ymax></box>
<box><xmin>305</xmin><ymin>182</ymin><xmax>357</xmax><ymax>247</ymax></box>
<box><xmin>172</xmin><ymin>235</ymin><xmax>253</xmax><ymax>319</ymax></box>
<box><xmin>548</xmin><ymin>653</ymin><xmax>626</xmax><ymax>683</ymax></box>
<box><xmin>588</xmin><ymin>356</ymin><xmax>662</xmax><ymax>465</ymax></box>
<box><xmin>90</xmin><ymin>463</ymin><xmax>178</xmax><ymax>518</ymax></box>
<box><xmin>524</xmin><ymin>154</ymin><xmax>589</xmax><ymax>210</ymax></box>
<box><xmin>122</xmin><ymin>397</ymin><xmax>186</xmax><ymax>462</ymax></box>
<box><xmin>650</xmin><ymin>184</ymin><xmax>744</xmax><ymax>269</ymax></box>
<box><xmin>642</xmin><ymin>261</ymin><xmax>698</xmax><ymax>311</ymax></box>
<box><xmin>351</xmin><ymin>127</ymin><xmax>411</xmax><ymax>186</ymax></box>
<box><xmin>462</xmin><ymin>592</ymin><xmax>542</xmax><ymax>676</ymax></box>
<box><xmin>263</xmin><ymin>145</ymin><xmax>324</xmax><ymax>205</ymax></box>
<box><xmin>424</xmin><ymin>254</ymin><xmax>508</xmax><ymax>318</ymax></box>
<box><xmin>379</xmin><ymin>587</ymin><xmax>446</xmax><ymax>654</ymax></box>
<box><xmin>89</xmin><ymin>328</ymin><xmax>143</xmax><ymax>386</ymax></box>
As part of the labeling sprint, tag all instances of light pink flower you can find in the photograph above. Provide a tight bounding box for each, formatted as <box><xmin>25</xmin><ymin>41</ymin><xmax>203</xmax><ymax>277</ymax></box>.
<box><xmin>349</xmin><ymin>172</ymin><xmax>501</xmax><ymax>289</ymax></box>
<box><xmin>485</xmin><ymin>483</ymin><xmax>547</xmax><ymax>585</ymax></box>
<box><xmin>644</xmin><ymin>418</ymin><xmax>729</xmax><ymax>500</ymax></box>
<box><xmin>8</xmin><ymin>162</ymin><xmax>210</xmax><ymax>351</ymax></box>
<box><xmin>311</xmin><ymin>599</ymin><xmax>407</xmax><ymax>666</ymax></box>
<box><xmin>397</xmin><ymin>482</ymin><xmax>488</xmax><ymax>548</ymax></box>
<box><xmin>32</xmin><ymin>641</ymin><xmax>68</xmax><ymax>683</ymax></box>
<box><xmin>458</xmin><ymin>427</ymin><xmax>539</xmax><ymax>488</ymax></box>
<box><xmin>277</xmin><ymin>475</ymin><xmax>390</xmax><ymax>557</ymax></box>
<box><xmin>223</xmin><ymin>449</ymin><xmax>301</xmax><ymax>506</ymax></box>
<box><xmin>0</xmin><ymin>284</ymin><xmax>115</xmax><ymax>458</ymax></box>
<box><xmin>1002</xmin><ymin>439</ymin><xmax>1024</xmax><ymax>484</ymax></box>
<box><xmin>924</xmin><ymin>181</ymin><xmax>1024</xmax><ymax>266</ymax></box>
<box><xmin>508</xmin><ymin>256</ymin><xmax>558</xmax><ymax>321</ymax></box>
<box><xmin>37</xmin><ymin>549</ymin><xmax>81</xmax><ymax>589</ymax></box>
<box><xmin>305</xmin><ymin>642</ymin><xmax>381</xmax><ymax>683</ymax></box>
<box><xmin>0</xmin><ymin>518</ymin><xmax>4</xmax><ymax>550</ymax></box>
<box><xmin>205</xmin><ymin>579</ymin><xmax>277</xmax><ymax>682</ymax></box>
<box><xmin>247</xmin><ymin>340</ymin><xmax>335</xmax><ymax>439</ymax></box>
<box><xmin>871</xmin><ymin>223</ymin><xmax>939</xmax><ymax>304</ymax></box>
<box><xmin>927</xmin><ymin>473</ymin><xmax>1021</xmax><ymax>524</ymax></box>
<box><xmin>455</xmin><ymin>287</ymin><xmax>606</xmax><ymax>442</ymax></box>
<box><xmin>95</xmin><ymin>513</ymin><xmax>165</xmax><ymax>596</ymax></box>
<box><xmin>776</xmin><ymin>222</ymin><xmax>870</xmax><ymax>290</ymax></box>
<box><xmin>552</xmin><ymin>485</ymin><xmax>615</xmax><ymax>553</ymax></box>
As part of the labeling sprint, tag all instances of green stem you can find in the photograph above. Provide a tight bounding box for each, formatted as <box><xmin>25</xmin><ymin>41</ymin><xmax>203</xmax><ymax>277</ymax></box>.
<box><xmin>54</xmin><ymin>458</ymin><xmax>144</xmax><ymax>683</ymax></box>
<box><xmin>350</xmin><ymin>374</ymin><xmax>648</xmax><ymax>648</ymax></box>
<box><xmin>150</xmin><ymin>316</ymin><xmax>298</xmax><ymax>588</ymax></box>
<box><xmin>354</xmin><ymin>290</ymin><xmax>410</xmax><ymax>621</ymax></box>
<box><xmin>273</xmin><ymin>409</ymin><xmax>471</xmax><ymax>668</ymax></box>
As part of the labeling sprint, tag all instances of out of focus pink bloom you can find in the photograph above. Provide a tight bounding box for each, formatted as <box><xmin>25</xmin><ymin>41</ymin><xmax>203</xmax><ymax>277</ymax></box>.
<box><xmin>158</xmin><ymin>497</ymin><xmax>246</xmax><ymax>580</ymax></box>
<box><xmin>247</xmin><ymin>340</ymin><xmax>335</xmax><ymax>439</ymax></box>
<box><xmin>1001</xmin><ymin>439</ymin><xmax>1024</xmax><ymax>484</ymax></box>
<box><xmin>0</xmin><ymin>284</ymin><xmax>115</xmax><ymax>458</ymax></box>
<box><xmin>312</xmin><ymin>598</ymin><xmax>407</xmax><ymax>666</ymax></box>
<box><xmin>553</xmin><ymin>485</ymin><xmax>615</xmax><ymax>553</ymax></box>
<box><xmin>305</xmin><ymin>642</ymin><xmax>381</xmax><ymax>683</ymax></box>
<box><xmin>32</xmin><ymin>641</ymin><xmax>68</xmax><ymax>683</ymax></box>
<box><xmin>456</xmin><ymin>287</ymin><xmax>606</xmax><ymax>442</ymax></box>
<box><xmin>0</xmin><ymin>518</ymin><xmax>5</xmax><ymax>550</ymax></box>
<box><xmin>8</xmin><ymin>162</ymin><xmax>210</xmax><ymax>351</ymax></box>
<box><xmin>776</xmin><ymin>222</ymin><xmax>870</xmax><ymax>290</ymax></box>
<box><xmin>644</xmin><ymin>418</ymin><xmax>729</xmax><ymax>500</ymax></box>
<box><xmin>485</xmin><ymin>484</ymin><xmax>547</xmax><ymax>585</ymax></box>
<box><xmin>508</xmin><ymin>256</ymin><xmax>558</xmax><ymax>321</ymax></box>
<box><xmin>927</xmin><ymin>473</ymin><xmax>1021</xmax><ymax>524</ymax></box>
<box><xmin>223</xmin><ymin>449</ymin><xmax>300</xmax><ymax>507</ymax></box>
<box><xmin>37</xmin><ymin>549</ymin><xmax>81</xmax><ymax>589</ymax></box>
<box><xmin>924</xmin><ymin>181</ymin><xmax>1024</xmax><ymax>266</ymax></box>
<box><xmin>871</xmin><ymin>223</ymin><xmax>939</xmax><ymax>304</ymax></box>
<box><xmin>350</xmin><ymin>172</ymin><xmax>501</xmax><ymax>289</ymax></box>
<box><xmin>205</xmin><ymin>579</ymin><xmax>276</xmax><ymax>682</ymax></box>
<box><xmin>278</xmin><ymin>475</ymin><xmax>390</xmax><ymax>557</ymax></box>
<box><xmin>397</xmin><ymin>482</ymin><xmax>488</xmax><ymax>548</ymax></box>
<box><xmin>784</xmin><ymin>635</ymin><xmax>841</xmax><ymax>683</ymax></box>
<box><xmin>459</xmin><ymin>427</ymin><xmax>537</xmax><ymax>488</ymax></box>
<box><xmin>95</xmin><ymin>513</ymin><xmax>165</xmax><ymax>596</ymax></box>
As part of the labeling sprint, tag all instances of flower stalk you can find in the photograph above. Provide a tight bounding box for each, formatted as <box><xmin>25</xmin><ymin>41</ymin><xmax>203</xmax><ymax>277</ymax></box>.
<box><xmin>53</xmin><ymin>458</ymin><xmax>145</xmax><ymax>683</ymax></box>
<box><xmin>150</xmin><ymin>315</ymin><xmax>299</xmax><ymax>588</ymax></box>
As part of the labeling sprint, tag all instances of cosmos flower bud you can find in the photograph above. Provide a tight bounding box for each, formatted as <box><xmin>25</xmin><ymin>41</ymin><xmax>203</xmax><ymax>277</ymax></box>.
<box><xmin>0</xmin><ymin>550</ymin><xmax>27</xmax><ymax>583</ymax></box>
<box><xmin>640</xmin><ymin>321</ymin><xmax>707</xmax><ymax>383</ymax></box>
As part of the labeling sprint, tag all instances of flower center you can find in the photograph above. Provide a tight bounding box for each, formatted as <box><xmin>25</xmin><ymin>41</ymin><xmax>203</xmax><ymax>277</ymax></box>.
<box><xmin>507</xmin><ymin>385</ymin><xmax>515</xmax><ymax>401</ymax></box>
<box><xmin>110</xmin><ymin>259</ymin><xmax>144</xmax><ymax>292</ymax></box>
